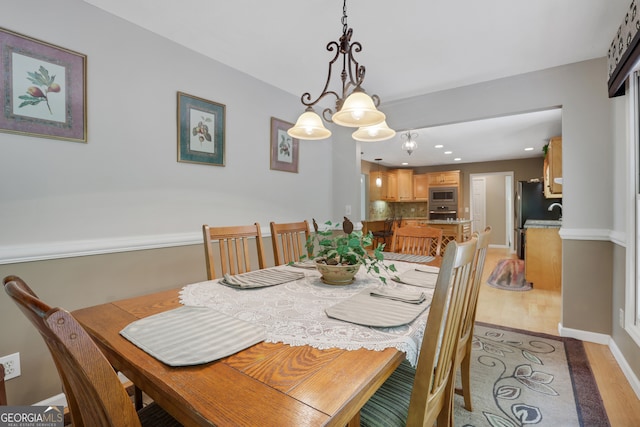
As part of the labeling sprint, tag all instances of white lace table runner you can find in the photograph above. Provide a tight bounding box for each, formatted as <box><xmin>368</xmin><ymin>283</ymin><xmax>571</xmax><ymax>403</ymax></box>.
<box><xmin>179</xmin><ymin>261</ymin><xmax>433</xmax><ymax>366</ymax></box>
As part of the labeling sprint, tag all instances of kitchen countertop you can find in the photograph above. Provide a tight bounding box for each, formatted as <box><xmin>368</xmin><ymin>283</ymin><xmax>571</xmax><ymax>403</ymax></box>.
<box><xmin>524</xmin><ymin>219</ymin><xmax>562</xmax><ymax>228</ymax></box>
<box><xmin>365</xmin><ymin>218</ymin><xmax>471</xmax><ymax>224</ymax></box>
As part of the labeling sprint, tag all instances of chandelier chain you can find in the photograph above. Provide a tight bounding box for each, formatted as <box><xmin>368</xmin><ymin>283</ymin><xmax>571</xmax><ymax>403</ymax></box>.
<box><xmin>342</xmin><ymin>0</ymin><xmax>348</xmax><ymax>34</ymax></box>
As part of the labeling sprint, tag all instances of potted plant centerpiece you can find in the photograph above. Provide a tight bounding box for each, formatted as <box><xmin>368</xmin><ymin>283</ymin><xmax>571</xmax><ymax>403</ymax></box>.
<box><xmin>305</xmin><ymin>218</ymin><xmax>396</xmax><ymax>285</ymax></box>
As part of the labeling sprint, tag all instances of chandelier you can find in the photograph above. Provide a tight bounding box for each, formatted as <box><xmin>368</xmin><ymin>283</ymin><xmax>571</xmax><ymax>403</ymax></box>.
<box><xmin>287</xmin><ymin>0</ymin><xmax>394</xmax><ymax>141</ymax></box>
<box><xmin>401</xmin><ymin>131</ymin><xmax>418</xmax><ymax>155</ymax></box>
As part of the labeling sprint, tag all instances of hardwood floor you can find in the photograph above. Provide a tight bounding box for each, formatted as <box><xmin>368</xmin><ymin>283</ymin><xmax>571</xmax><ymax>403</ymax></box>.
<box><xmin>475</xmin><ymin>248</ymin><xmax>640</xmax><ymax>426</ymax></box>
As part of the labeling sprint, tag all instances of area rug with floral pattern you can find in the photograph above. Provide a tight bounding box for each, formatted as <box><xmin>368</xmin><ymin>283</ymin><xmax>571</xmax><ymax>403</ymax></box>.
<box><xmin>453</xmin><ymin>323</ymin><xmax>609</xmax><ymax>426</ymax></box>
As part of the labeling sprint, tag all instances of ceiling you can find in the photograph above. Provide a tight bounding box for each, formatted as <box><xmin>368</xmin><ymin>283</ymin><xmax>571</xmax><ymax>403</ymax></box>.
<box><xmin>83</xmin><ymin>0</ymin><xmax>626</xmax><ymax>167</ymax></box>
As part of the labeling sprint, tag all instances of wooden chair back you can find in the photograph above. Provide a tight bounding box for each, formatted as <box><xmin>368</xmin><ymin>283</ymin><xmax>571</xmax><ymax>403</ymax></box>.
<box><xmin>270</xmin><ymin>220</ymin><xmax>311</xmax><ymax>265</ymax></box>
<box><xmin>203</xmin><ymin>223</ymin><xmax>266</xmax><ymax>279</ymax></box>
<box><xmin>0</xmin><ymin>363</ymin><xmax>6</xmax><ymax>406</ymax></box>
<box><xmin>391</xmin><ymin>225</ymin><xmax>443</xmax><ymax>257</ymax></box>
<box><xmin>3</xmin><ymin>275</ymin><xmax>143</xmax><ymax>427</ymax></box>
<box><xmin>407</xmin><ymin>237</ymin><xmax>477</xmax><ymax>426</ymax></box>
<box><xmin>455</xmin><ymin>225</ymin><xmax>492</xmax><ymax>412</ymax></box>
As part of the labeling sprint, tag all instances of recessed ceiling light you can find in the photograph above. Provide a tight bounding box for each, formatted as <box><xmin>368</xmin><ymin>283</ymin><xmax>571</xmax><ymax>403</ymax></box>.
<box><xmin>454</xmin><ymin>157</ymin><xmax>461</xmax><ymax>161</ymax></box>
<box><xmin>444</xmin><ymin>151</ymin><xmax>452</xmax><ymax>155</ymax></box>
<box><xmin>524</xmin><ymin>147</ymin><xmax>534</xmax><ymax>151</ymax></box>
<box><xmin>434</xmin><ymin>144</ymin><xmax>443</xmax><ymax>148</ymax></box>
<box><xmin>401</xmin><ymin>162</ymin><xmax>409</xmax><ymax>166</ymax></box>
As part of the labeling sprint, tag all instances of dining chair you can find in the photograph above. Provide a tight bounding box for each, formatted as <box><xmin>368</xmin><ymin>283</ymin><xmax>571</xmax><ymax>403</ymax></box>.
<box><xmin>3</xmin><ymin>275</ymin><xmax>181</xmax><ymax>427</ymax></box>
<box><xmin>270</xmin><ymin>220</ymin><xmax>311</xmax><ymax>265</ymax></box>
<box><xmin>360</xmin><ymin>237</ymin><xmax>477</xmax><ymax>427</ymax></box>
<box><xmin>202</xmin><ymin>223</ymin><xmax>266</xmax><ymax>279</ymax></box>
<box><xmin>390</xmin><ymin>225</ymin><xmax>443</xmax><ymax>257</ymax></box>
<box><xmin>454</xmin><ymin>225</ymin><xmax>492</xmax><ymax>413</ymax></box>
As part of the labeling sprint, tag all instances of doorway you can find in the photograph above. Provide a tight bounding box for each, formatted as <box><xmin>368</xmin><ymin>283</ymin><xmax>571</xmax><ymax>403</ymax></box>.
<box><xmin>469</xmin><ymin>172</ymin><xmax>514</xmax><ymax>250</ymax></box>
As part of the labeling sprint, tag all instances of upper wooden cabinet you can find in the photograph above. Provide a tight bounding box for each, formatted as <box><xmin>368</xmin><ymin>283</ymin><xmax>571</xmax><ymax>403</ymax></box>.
<box><xmin>370</xmin><ymin>169</ymin><xmax>413</xmax><ymax>201</ymax></box>
<box><xmin>427</xmin><ymin>170</ymin><xmax>460</xmax><ymax>187</ymax></box>
<box><xmin>369</xmin><ymin>172</ymin><xmax>387</xmax><ymax>201</ymax></box>
<box><xmin>544</xmin><ymin>137</ymin><xmax>562</xmax><ymax>198</ymax></box>
<box><xmin>394</xmin><ymin>169</ymin><xmax>414</xmax><ymax>201</ymax></box>
<box><xmin>413</xmin><ymin>174</ymin><xmax>429</xmax><ymax>200</ymax></box>
<box><xmin>387</xmin><ymin>171</ymin><xmax>399</xmax><ymax>201</ymax></box>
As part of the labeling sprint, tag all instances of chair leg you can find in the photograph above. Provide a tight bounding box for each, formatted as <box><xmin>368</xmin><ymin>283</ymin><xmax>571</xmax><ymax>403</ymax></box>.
<box><xmin>134</xmin><ymin>385</ymin><xmax>143</xmax><ymax>410</ymax></box>
<box><xmin>460</xmin><ymin>343</ymin><xmax>473</xmax><ymax>411</ymax></box>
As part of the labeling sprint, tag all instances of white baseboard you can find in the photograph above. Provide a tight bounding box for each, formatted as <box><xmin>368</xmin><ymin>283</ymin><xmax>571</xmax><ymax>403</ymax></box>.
<box><xmin>33</xmin><ymin>392</ymin><xmax>66</xmax><ymax>407</ymax></box>
<box><xmin>609</xmin><ymin>340</ymin><xmax>640</xmax><ymax>400</ymax></box>
<box><xmin>32</xmin><ymin>373</ymin><xmax>130</xmax><ymax>407</ymax></box>
<box><xmin>559</xmin><ymin>323</ymin><xmax>640</xmax><ymax>401</ymax></box>
<box><xmin>558</xmin><ymin>323</ymin><xmax>611</xmax><ymax>345</ymax></box>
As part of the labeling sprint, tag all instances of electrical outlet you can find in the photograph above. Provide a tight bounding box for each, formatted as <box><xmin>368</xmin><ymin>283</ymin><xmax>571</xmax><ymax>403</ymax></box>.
<box><xmin>619</xmin><ymin>308</ymin><xmax>625</xmax><ymax>328</ymax></box>
<box><xmin>0</xmin><ymin>352</ymin><xmax>21</xmax><ymax>380</ymax></box>
<box><xmin>345</xmin><ymin>205</ymin><xmax>351</xmax><ymax>215</ymax></box>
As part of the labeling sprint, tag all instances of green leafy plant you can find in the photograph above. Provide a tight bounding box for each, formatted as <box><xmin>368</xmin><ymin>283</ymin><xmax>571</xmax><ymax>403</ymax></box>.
<box><xmin>303</xmin><ymin>218</ymin><xmax>397</xmax><ymax>284</ymax></box>
<box><xmin>18</xmin><ymin>65</ymin><xmax>60</xmax><ymax>114</ymax></box>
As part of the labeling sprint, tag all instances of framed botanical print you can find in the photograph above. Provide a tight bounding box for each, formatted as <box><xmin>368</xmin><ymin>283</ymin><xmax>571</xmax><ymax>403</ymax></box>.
<box><xmin>177</xmin><ymin>91</ymin><xmax>225</xmax><ymax>166</ymax></box>
<box><xmin>270</xmin><ymin>117</ymin><xmax>298</xmax><ymax>173</ymax></box>
<box><xmin>0</xmin><ymin>27</ymin><xmax>87</xmax><ymax>142</ymax></box>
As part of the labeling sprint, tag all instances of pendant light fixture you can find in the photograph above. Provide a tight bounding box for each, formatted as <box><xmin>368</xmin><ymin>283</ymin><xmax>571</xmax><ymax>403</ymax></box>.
<box><xmin>352</xmin><ymin>120</ymin><xmax>396</xmax><ymax>142</ymax></box>
<box><xmin>401</xmin><ymin>131</ymin><xmax>418</xmax><ymax>155</ymax></box>
<box><xmin>288</xmin><ymin>0</ymin><xmax>392</xmax><ymax>141</ymax></box>
<box><xmin>374</xmin><ymin>158</ymin><xmax>383</xmax><ymax>187</ymax></box>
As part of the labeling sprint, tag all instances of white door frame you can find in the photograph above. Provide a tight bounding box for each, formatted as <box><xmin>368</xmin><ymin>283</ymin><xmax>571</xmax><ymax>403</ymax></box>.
<box><xmin>468</xmin><ymin>171</ymin><xmax>514</xmax><ymax>250</ymax></box>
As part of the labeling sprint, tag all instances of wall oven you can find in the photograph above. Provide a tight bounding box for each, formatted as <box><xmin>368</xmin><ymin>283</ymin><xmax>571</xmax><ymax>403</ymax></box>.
<box><xmin>429</xmin><ymin>187</ymin><xmax>458</xmax><ymax>220</ymax></box>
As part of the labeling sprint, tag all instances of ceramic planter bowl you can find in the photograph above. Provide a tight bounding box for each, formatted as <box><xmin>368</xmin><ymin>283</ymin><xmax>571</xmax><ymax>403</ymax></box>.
<box><xmin>315</xmin><ymin>261</ymin><xmax>361</xmax><ymax>285</ymax></box>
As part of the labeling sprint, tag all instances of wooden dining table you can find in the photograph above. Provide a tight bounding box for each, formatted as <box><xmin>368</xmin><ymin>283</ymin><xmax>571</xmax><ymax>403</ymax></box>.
<box><xmin>73</xmin><ymin>282</ymin><xmax>411</xmax><ymax>426</ymax></box>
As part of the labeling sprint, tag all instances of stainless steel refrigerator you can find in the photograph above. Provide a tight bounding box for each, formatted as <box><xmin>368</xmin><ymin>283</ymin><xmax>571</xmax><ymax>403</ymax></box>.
<box><xmin>515</xmin><ymin>181</ymin><xmax>561</xmax><ymax>259</ymax></box>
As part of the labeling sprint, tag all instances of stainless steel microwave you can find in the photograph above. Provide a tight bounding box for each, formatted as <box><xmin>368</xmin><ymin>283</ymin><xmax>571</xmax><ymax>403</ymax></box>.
<box><xmin>429</xmin><ymin>187</ymin><xmax>457</xmax><ymax>203</ymax></box>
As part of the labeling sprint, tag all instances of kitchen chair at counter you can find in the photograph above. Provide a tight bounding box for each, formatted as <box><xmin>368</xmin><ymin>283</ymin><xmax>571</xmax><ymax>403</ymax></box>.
<box><xmin>371</xmin><ymin>218</ymin><xmax>394</xmax><ymax>249</ymax></box>
<box><xmin>203</xmin><ymin>223</ymin><xmax>266</xmax><ymax>279</ymax></box>
<box><xmin>390</xmin><ymin>225</ymin><xmax>443</xmax><ymax>258</ymax></box>
<box><xmin>360</xmin><ymin>237</ymin><xmax>477</xmax><ymax>426</ymax></box>
<box><xmin>270</xmin><ymin>220</ymin><xmax>311</xmax><ymax>265</ymax></box>
<box><xmin>3</xmin><ymin>275</ymin><xmax>181</xmax><ymax>427</ymax></box>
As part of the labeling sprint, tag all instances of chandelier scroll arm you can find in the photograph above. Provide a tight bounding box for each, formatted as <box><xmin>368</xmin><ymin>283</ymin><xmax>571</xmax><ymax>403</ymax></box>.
<box><xmin>299</xmin><ymin>40</ymin><xmax>343</xmax><ymax>109</ymax></box>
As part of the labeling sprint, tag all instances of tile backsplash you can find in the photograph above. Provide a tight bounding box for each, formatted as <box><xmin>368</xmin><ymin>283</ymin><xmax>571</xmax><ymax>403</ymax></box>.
<box><xmin>368</xmin><ymin>202</ymin><xmax>429</xmax><ymax>221</ymax></box>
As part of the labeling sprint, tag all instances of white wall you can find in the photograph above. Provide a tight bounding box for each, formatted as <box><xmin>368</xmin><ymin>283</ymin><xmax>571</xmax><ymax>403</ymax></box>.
<box><xmin>0</xmin><ymin>0</ymin><xmax>334</xmax><ymax>263</ymax></box>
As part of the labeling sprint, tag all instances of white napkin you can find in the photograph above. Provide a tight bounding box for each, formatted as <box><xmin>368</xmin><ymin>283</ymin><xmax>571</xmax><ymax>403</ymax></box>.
<box><xmin>394</xmin><ymin>269</ymin><xmax>439</xmax><ymax>288</ymax></box>
<box><xmin>414</xmin><ymin>265</ymin><xmax>440</xmax><ymax>274</ymax></box>
<box><xmin>291</xmin><ymin>261</ymin><xmax>317</xmax><ymax>269</ymax></box>
<box><xmin>369</xmin><ymin>287</ymin><xmax>426</xmax><ymax>304</ymax></box>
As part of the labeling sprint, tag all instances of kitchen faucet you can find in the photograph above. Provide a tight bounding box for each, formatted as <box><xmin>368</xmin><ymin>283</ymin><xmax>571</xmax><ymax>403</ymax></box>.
<box><xmin>548</xmin><ymin>202</ymin><xmax>562</xmax><ymax>219</ymax></box>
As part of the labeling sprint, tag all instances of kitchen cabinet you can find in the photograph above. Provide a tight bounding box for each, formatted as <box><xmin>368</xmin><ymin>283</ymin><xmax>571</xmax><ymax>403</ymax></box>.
<box><xmin>413</xmin><ymin>174</ymin><xmax>429</xmax><ymax>200</ymax></box>
<box><xmin>395</xmin><ymin>169</ymin><xmax>414</xmax><ymax>201</ymax></box>
<box><xmin>386</xmin><ymin>171</ymin><xmax>398</xmax><ymax>201</ymax></box>
<box><xmin>369</xmin><ymin>172</ymin><xmax>388</xmax><ymax>201</ymax></box>
<box><xmin>543</xmin><ymin>136</ymin><xmax>562</xmax><ymax>198</ymax></box>
<box><xmin>428</xmin><ymin>170</ymin><xmax>460</xmax><ymax>187</ymax></box>
<box><xmin>369</xmin><ymin>169</ymin><xmax>414</xmax><ymax>201</ymax></box>
<box><xmin>524</xmin><ymin>224</ymin><xmax>561</xmax><ymax>291</ymax></box>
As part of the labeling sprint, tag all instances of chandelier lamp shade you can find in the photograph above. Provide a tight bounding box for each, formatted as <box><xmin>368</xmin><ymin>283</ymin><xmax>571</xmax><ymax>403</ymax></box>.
<box><xmin>352</xmin><ymin>120</ymin><xmax>396</xmax><ymax>142</ymax></box>
<box><xmin>401</xmin><ymin>131</ymin><xmax>418</xmax><ymax>155</ymax></box>
<box><xmin>287</xmin><ymin>109</ymin><xmax>332</xmax><ymax>140</ymax></box>
<box><xmin>287</xmin><ymin>0</ymin><xmax>393</xmax><ymax>141</ymax></box>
